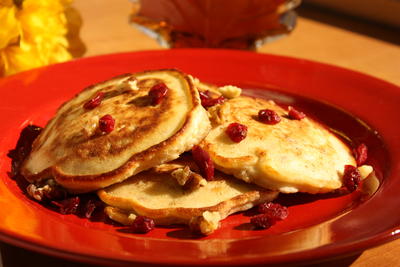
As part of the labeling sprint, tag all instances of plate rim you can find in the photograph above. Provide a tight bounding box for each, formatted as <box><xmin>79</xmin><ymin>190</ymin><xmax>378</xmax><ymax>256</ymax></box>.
<box><xmin>1</xmin><ymin>49</ymin><xmax>399</xmax><ymax>266</ymax></box>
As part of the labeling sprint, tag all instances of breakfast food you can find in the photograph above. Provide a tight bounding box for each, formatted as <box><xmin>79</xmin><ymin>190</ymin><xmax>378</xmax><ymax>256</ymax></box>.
<box><xmin>9</xmin><ymin>68</ymin><xmax>376</xmax><ymax>236</ymax></box>
<box><xmin>20</xmin><ymin>69</ymin><xmax>210</xmax><ymax>193</ymax></box>
<box><xmin>98</xmin><ymin>154</ymin><xmax>278</xmax><ymax>235</ymax></box>
<box><xmin>200</xmin><ymin>96</ymin><xmax>372</xmax><ymax>194</ymax></box>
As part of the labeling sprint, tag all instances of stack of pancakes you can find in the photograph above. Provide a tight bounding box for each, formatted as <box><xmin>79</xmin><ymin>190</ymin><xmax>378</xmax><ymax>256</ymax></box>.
<box><xmin>20</xmin><ymin>69</ymin><xmax>372</xmax><ymax>235</ymax></box>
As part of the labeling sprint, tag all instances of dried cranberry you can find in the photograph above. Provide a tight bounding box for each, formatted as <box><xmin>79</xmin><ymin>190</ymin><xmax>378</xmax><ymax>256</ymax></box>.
<box><xmin>51</xmin><ymin>196</ymin><xmax>80</xmax><ymax>215</ymax></box>
<box><xmin>83</xmin><ymin>199</ymin><xmax>103</xmax><ymax>219</ymax></box>
<box><xmin>199</xmin><ymin>91</ymin><xmax>211</xmax><ymax>102</ymax></box>
<box><xmin>258</xmin><ymin>109</ymin><xmax>281</xmax><ymax>125</ymax></box>
<box><xmin>99</xmin><ymin>114</ymin><xmax>115</xmax><ymax>133</ymax></box>
<box><xmin>258</xmin><ymin>202</ymin><xmax>288</xmax><ymax>223</ymax></box>
<box><xmin>132</xmin><ymin>216</ymin><xmax>155</xmax><ymax>233</ymax></box>
<box><xmin>84</xmin><ymin>201</ymin><xmax>96</xmax><ymax>218</ymax></box>
<box><xmin>7</xmin><ymin>125</ymin><xmax>42</xmax><ymax>177</ymax></box>
<box><xmin>343</xmin><ymin>165</ymin><xmax>361</xmax><ymax>192</ymax></box>
<box><xmin>84</xmin><ymin>92</ymin><xmax>104</xmax><ymax>109</ymax></box>
<box><xmin>250</xmin><ymin>214</ymin><xmax>273</xmax><ymax>229</ymax></box>
<box><xmin>149</xmin><ymin>83</ymin><xmax>168</xmax><ymax>105</ymax></box>
<box><xmin>226</xmin><ymin>122</ymin><xmax>248</xmax><ymax>143</ymax></box>
<box><xmin>43</xmin><ymin>186</ymin><xmax>68</xmax><ymax>200</ymax></box>
<box><xmin>199</xmin><ymin>90</ymin><xmax>225</xmax><ymax>108</ymax></box>
<box><xmin>353</xmin><ymin>143</ymin><xmax>368</xmax><ymax>166</ymax></box>
<box><xmin>191</xmin><ymin>145</ymin><xmax>214</xmax><ymax>181</ymax></box>
<box><xmin>288</xmin><ymin>106</ymin><xmax>306</xmax><ymax>120</ymax></box>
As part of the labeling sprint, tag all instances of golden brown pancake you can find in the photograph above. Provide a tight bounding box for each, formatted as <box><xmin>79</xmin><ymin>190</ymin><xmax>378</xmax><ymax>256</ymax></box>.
<box><xmin>21</xmin><ymin>70</ymin><xmax>210</xmax><ymax>193</ymax></box>
<box><xmin>98</xmin><ymin>155</ymin><xmax>278</xmax><ymax>235</ymax></box>
<box><xmin>201</xmin><ymin>96</ymin><xmax>357</xmax><ymax>194</ymax></box>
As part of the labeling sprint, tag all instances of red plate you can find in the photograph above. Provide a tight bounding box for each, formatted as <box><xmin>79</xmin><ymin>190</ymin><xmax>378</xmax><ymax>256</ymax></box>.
<box><xmin>0</xmin><ymin>49</ymin><xmax>399</xmax><ymax>266</ymax></box>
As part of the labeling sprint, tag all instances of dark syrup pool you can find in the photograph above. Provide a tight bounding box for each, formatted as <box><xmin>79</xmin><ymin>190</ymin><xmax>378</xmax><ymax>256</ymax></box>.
<box><xmin>6</xmin><ymin>86</ymin><xmax>389</xmax><ymax>239</ymax></box>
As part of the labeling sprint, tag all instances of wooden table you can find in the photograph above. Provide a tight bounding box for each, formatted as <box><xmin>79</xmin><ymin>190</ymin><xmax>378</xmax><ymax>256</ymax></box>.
<box><xmin>75</xmin><ymin>0</ymin><xmax>400</xmax><ymax>86</ymax></box>
<box><xmin>1</xmin><ymin>0</ymin><xmax>400</xmax><ymax>266</ymax></box>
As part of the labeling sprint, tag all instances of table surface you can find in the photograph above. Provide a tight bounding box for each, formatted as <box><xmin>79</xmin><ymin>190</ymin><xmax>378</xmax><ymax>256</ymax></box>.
<box><xmin>1</xmin><ymin>0</ymin><xmax>400</xmax><ymax>266</ymax></box>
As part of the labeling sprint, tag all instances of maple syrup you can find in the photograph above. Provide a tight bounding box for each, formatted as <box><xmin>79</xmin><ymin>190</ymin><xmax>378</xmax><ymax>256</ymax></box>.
<box><xmin>130</xmin><ymin>0</ymin><xmax>301</xmax><ymax>49</ymax></box>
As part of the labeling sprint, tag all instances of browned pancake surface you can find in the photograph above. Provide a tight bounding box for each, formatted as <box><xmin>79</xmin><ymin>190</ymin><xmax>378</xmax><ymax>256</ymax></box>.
<box><xmin>201</xmin><ymin>96</ymin><xmax>356</xmax><ymax>193</ymax></box>
<box><xmin>98</xmin><ymin>156</ymin><xmax>278</xmax><ymax>232</ymax></box>
<box><xmin>22</xmin><ymin>70</ymin><xmax>210</xmax><ymax>193</ymax></box>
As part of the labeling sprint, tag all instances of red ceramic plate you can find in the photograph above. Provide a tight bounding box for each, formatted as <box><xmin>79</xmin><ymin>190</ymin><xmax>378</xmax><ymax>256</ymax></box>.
<box><xmin>0</xmin><ymin>50</ymin><xmax>399</xmax><ymax>266</ymax></box>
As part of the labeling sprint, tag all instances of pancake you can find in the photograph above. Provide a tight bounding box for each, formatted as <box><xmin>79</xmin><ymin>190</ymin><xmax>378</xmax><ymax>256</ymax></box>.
<box><xmin>98</xmin><ymin>156</ymin><xmax>278</xmax><ymax>235</ymax></box>
<box><xmin>21</xmin><ymin>69</ymin><xmax>210</xmax><ymax>193</ymax></box>
<box><xmin>201</xmin><ymin>96</ymin><xmax>358</xmax><ymax>194</ymax></box>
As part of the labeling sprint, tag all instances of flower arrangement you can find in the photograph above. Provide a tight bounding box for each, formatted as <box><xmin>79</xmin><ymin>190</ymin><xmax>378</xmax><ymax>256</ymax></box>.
<box><xmin>0</xmin><ymin>0</ymin><xmax>84</xmax><ymax>77</ymax></box>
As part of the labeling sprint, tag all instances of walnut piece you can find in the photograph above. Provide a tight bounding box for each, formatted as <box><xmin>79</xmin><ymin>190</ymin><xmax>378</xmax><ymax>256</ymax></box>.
<box><xmin>127</xmin><ymin>213</ymin><xmax>137</xmax><ymax>223</ymax></box>
<box><xmin>218</xmin><ymin>85</ymin><xmax>242</xmax><ymax>98</ymax></box>
<box><xmin>171</xmin><ymin>166</ymin><xmax>191</xmax><ymax>186</ymax></box>
<box><xmin>26</xmin><ymin>184</ymin><xmax>46</xmax><ymax>201</ymax></box>
<box><xmin>189</xmin><ymin>211</ymin><xmax>221</xmax><ymax>235</ymax></box>
<box><xmin>361</xmin><ymin>170</ymin><xmax>380</xmax><ymax>195</ymax></box>
<box><xmin>358</xmin><ymin>165</ymin><xmax>373</xmax><ymax>180</ymax></box>
<box><xmin>171</xmin><ymin>166</ymin><xmax>206</xmax><ymax>190</ymax></box>
<box><xmin>127</xmin><ymin>79</ymin><xmax>139</xmax><ymax>91</ymax></box>
<box><xmin>26</xmin><ymin>179</ymin><xmax>66</xmax><ymax>201</ymax></box>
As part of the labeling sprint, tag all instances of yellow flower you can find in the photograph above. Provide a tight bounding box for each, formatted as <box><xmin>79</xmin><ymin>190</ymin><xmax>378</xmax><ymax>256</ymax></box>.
<box><xmin>0</xmin><ymin>0</ymin><xmax>82</xmax><ymax>77</ymax></box>
<box><xmin>0</xmin><ymin>3</ymin><xmax>19</xmax><ymax>49</ymax></box>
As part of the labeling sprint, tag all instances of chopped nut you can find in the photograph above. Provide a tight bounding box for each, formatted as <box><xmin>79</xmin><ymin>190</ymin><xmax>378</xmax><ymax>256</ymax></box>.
<box><xmin>190</xmin><ymin>211</ymin><xmax>221</xmax><ymax>235</ymax></box>
<box><xmin>358</xmin><ymin>165</ymin><xmax>373</xmax><ymax>180</ymax></box>
<box><xmin>171</xmin><ymin>166</ymin><xmax>205</xmax><ymax>190</ymax></box>
<box><xmin>26</xmin><ymin>184</ymin><xmax>44</xmax><ymax>201</ymax></box>
<box><xmin>81</xmin><ymin>120</ymin><xmax>99</xmax><ymax>138</ymax></box>
<box><xmin>279</xmin><ymin>186</ymin><xmax>298</xmax><ymax>193</ymax></box>
<box><xmin>199</xmin><ymin>179</ymin><xmax>208</xmax><ymax>187</ymax></box>
<box><xmin>361</xmin><ymin>170</ymin><xmax>380</xmax><ymax>195</ymax></box>
<box><xmin>153</xmin><ymin>163</ymin><xmax>185</xmax><ymax>173</ymax></box>
<box><xmin>26</xmin><ymin>179</ymin><xmax>66</xmax><ymax>201</ymax></box>
<box><xmin>184</xmin><ymin>172</ymin><xmax>205</xmax><ymax>190</ymax></box>
<box><xmin>128</xmin><ymin>213</ymin><xmax>137</xmax><ymax>223</ymax></box>
<box><xmin>218</xmin><ymin>85</ymin><xmax>242</xmax><ymax>98</ymax></box>
<box><xmin>104</xmin><ymin>207</ymin><xmax>138</xmax><ymax>225</ymax></box>
<box><xmin>127</xmin><ymin>79</ymin><xmax>139</xmax><ymax>91</ymax></box>
<box><xmin>171</xmin><ymin>166</ymin><xmax>192</xmax><ymax>186</ymax></box>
